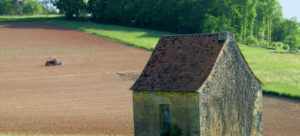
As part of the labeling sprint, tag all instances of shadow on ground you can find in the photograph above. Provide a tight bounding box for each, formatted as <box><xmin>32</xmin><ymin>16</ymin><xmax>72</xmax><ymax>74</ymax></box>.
<box><xmin>0</xmin><ymin>21</ymin><xmax>73</xmax><ymax>31</ymax></box>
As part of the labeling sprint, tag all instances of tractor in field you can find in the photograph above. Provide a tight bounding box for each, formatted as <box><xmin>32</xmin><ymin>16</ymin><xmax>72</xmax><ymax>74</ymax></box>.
<box><xmin>45</xmin><ymin>57</ymin><xmax>62</xmax><ymax>66</ymax></box>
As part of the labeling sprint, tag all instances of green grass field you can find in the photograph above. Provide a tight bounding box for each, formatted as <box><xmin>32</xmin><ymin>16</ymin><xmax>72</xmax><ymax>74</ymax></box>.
<box><xmin>0</xmin><ymin>15</ymin><xmax>62</xmax><ymax>23</ymax></box>
<box><xmin>239</xmin><ymin>46</ymin><xmax>300</xmax><ymax>98</ymax></box>
<box><xmin>0</xmin><ymin>16</ymin><xmax>299</xmax><ymax>98</ymax></box>
<box><xmin>46</xmin><ymin>20</ymin><xmax>172</xmax><ymax>51</ymax></box>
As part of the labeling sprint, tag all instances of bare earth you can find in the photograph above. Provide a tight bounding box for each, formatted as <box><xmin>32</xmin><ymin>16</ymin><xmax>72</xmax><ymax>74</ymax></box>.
<box><xmin>0</xmin><ymin>22</ymin><xmax>299</xmax><ymax>136</ymax></box>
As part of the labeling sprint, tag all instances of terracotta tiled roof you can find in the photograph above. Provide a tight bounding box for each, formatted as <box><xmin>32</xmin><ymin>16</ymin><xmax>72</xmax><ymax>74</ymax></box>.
<box><xmin>131</xmin><ymin>33</ymin><xmax>230</xmax><ymax>91</ymax></box>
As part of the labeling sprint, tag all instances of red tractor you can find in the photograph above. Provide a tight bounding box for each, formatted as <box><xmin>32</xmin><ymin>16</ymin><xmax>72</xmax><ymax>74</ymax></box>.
<box><xmin>45</xmin><ymin>57</ymin><xmax>62</xmax><ymax>66</ymax></box>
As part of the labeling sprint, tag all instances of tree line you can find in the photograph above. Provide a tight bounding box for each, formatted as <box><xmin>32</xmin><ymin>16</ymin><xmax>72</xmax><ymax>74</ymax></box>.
<box><xmin>0</xmin><ymin>0</ymin><xmax>57</xmax><ymax>15</ymax></box>
<box><xmin>54</xmin><ymin>0</ymin><xmax>300</xmax><ymax>50</ymax></box>
<box><xmin>2</xmin><ymin>0</ymin><xmax>299</xmax><ymax>50</ymax></box>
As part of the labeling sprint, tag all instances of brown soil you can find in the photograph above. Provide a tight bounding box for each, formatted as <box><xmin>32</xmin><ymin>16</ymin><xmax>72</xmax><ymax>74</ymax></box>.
<box><xmin>0</xmin><ymin>22</ymin><xmax>299</xmax><ymax>136</ymax></box>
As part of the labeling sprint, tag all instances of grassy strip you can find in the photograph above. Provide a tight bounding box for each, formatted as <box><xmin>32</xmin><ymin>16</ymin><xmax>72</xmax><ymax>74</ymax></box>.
<box><xmin>239</xmin><ymin>45</ymin><xmax>300</xmax><ymax>98</ymax></box>
<box><xmin>0</xmin><ymin>15</ymin><xmax>63</xmax><ymax>23</ymax></box>
<box><xmin>46</xmin><ymin>20</ymin><xmax>172</xmax><ymax>51</ymax></box>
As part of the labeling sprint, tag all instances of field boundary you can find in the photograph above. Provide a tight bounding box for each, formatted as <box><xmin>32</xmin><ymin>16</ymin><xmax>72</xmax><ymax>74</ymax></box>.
<box><xmin>0</xmin><ymin>15</ymin><xmax>63</xmax><ymax>23</ymax></box>
<box><xmin>45</xmin><ymin>20</ymin><xmax>300</xmax><ymax>100</ymax></box>
<box><xmin>0</xmin><ymin>17</ymin><xmax>299</xmax><ymax>99</ymax></box>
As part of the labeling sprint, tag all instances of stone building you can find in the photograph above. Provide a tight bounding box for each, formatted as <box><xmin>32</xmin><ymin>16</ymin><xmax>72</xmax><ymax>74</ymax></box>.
<box><xmin>130</xmin><ymin>32</ymin><xmax>263</xmax><ymax>136</ymax></box>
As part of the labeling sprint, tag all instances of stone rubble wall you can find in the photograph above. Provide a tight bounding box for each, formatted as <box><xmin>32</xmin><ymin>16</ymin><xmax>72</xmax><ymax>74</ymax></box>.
<box><xmin>199</xmin><ymin>41</ymin><xmax>263</xmax><ymax>136</ymax></box>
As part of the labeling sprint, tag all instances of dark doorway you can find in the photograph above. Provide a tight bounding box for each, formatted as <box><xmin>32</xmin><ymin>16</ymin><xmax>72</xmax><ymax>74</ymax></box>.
<box><xmin>160</xmin><ymin>104</ymin><xmax>171</xmax><ymax>136</ymax></box>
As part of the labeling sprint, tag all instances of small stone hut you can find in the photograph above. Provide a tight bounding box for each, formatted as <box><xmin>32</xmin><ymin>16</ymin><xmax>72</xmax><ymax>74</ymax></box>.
<box><xmin>130</xmin><ymin>32</ymin><xmax>263</xmax><ymax>136</ymax></box>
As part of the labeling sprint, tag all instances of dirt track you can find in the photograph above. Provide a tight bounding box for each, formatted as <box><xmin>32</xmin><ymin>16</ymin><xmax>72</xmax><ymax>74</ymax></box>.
<box><xmin>0</xmin><ymin>22</ymin><xmax>299</xmax><ymax>136</ymax></box>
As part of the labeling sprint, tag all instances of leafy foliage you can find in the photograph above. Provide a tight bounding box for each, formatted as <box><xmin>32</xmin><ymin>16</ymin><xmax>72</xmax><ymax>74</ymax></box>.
<box><xmin>84</xmin><ymin>0</ymin><xmax>300</xmax><ymax>50</ymax></box>
<box><xmin>0</xmin><ymin>0</ymin><xmax>23</xmax><ymax>15</ymax></box>
<box><xmin>53</xmin><ymin>0</ymin><xmax>86</xmax><ymax>19</ymax></box>
<box><xmin>244</xmin><ymin>36</ymin><xmax>259</xmax><ymax>46</ymax></box>
<box><xmin>0</xmin><ymin>0</ymin><xmax>42</xmax><ymax>15</ymax></box>
<box><xmin>271</xmin><ymin>42</ymin><xmax>285</xmax><ymax>49</ymax></box>
<box><xmin>23</xmin><ymin>0</ymin><xmax>42</xmax><ymax>15</ymax></box>
<box><xmin>40</xmin><ymin>0</ymin><xmax>58</xmax><ymax>14</ymax></box>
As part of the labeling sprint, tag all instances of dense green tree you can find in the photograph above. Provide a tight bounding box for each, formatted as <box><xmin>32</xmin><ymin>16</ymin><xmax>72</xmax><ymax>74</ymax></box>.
<box><xmin>0</xmin><ymin>0</ymin><xmax>11</xmax><ymax>15</ymax></box>
<box><xmin>0</xmin><ymin>0</ymin><xmax>23</xmax><ymax>15</ymax></box>
<box><xmin>88</xmin><ymin>0</ymin><xmax>107</xmax><ymax>20</ymax></box>
<box><xmin>279</xmin><ymin>17</ymin><xmax>300</xmax><ymax>50</ymax></box>
<box><xmin>53</xmin><ymin>0</ymin><xmax>86</xmax><ymax>19</ymax></box>
<box><xmin>40</xmin><ymin>0</ymin><xmax>58</xmax><ymax>14</ymax></box>
<box><xmin>57</xmin><ymin>0</ymin><xmax>300</xmax><ymax>50</ymax></box>
<box><xmin>23</xmin><ymin>0</ymin><xmax>42</xmax><ymax>15</ymax></box>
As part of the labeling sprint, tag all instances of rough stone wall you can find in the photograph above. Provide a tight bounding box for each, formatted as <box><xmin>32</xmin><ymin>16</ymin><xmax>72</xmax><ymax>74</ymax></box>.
<box><xmin>198</xmin><ymin>41</ymin><xmax>263</xmax><ymax>136</ymax></box>
<box><xmin>133</xmin><ymin>91</ymin><xmax>200</xmax><ymax>136</ymax></box>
